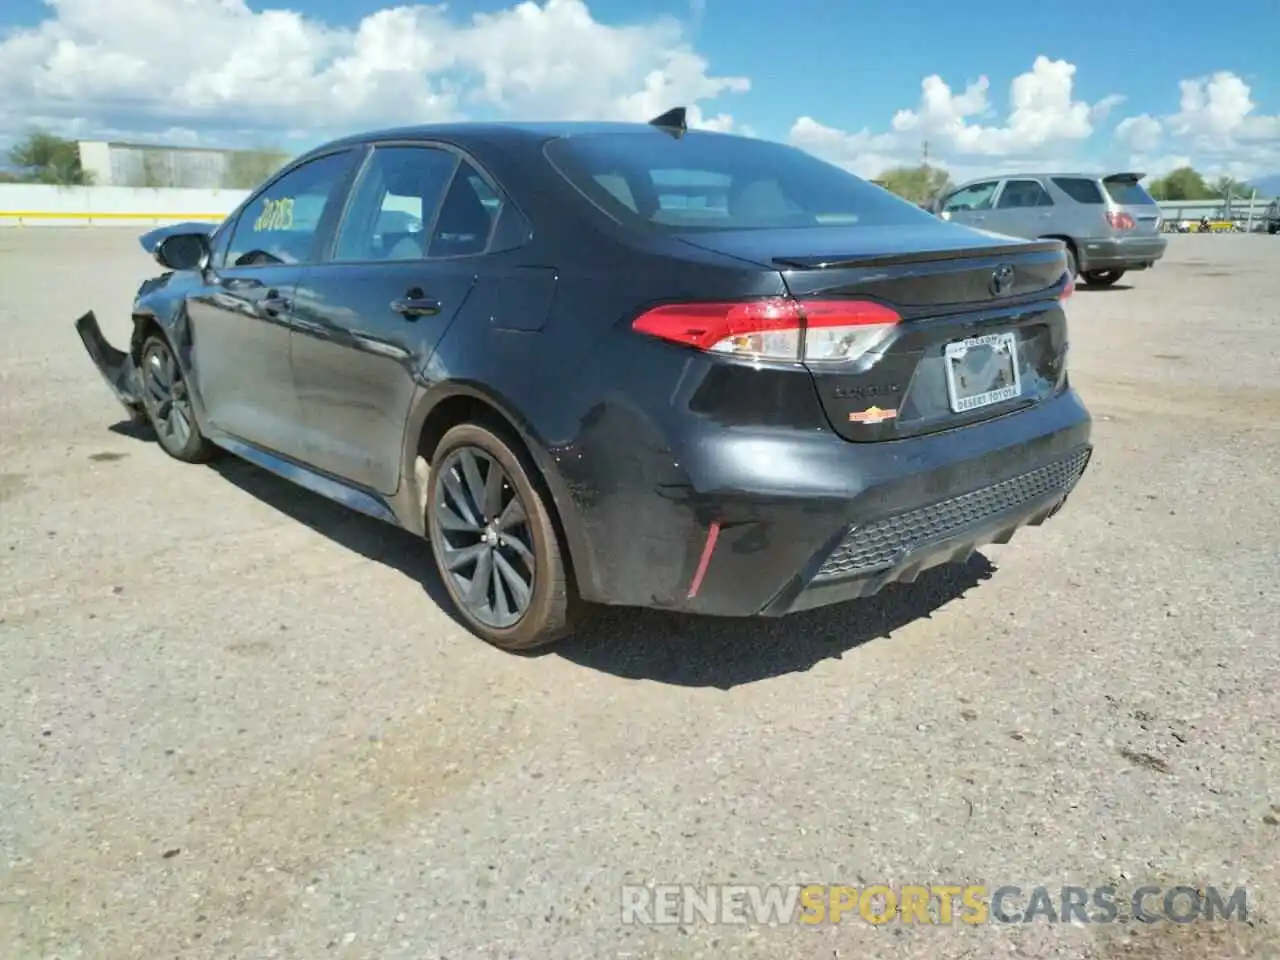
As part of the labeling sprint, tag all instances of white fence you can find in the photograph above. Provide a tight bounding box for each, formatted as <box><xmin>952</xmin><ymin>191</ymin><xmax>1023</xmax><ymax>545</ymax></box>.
<box><xmin>2</xmin><ymin>183</ymin><xmax>1273</xmax><ymax>229</ymax></box>
<box><xmin>0</xmin><ymin>184</ymin><xmax>248</xmax><ymax>226</ymax></box>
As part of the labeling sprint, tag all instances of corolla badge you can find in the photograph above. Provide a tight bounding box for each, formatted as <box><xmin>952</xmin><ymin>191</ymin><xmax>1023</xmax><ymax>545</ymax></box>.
<box><xmin>990</xmin><ymin>263</ymin><xmax>1015</xmax><ymax>296</ymax></box>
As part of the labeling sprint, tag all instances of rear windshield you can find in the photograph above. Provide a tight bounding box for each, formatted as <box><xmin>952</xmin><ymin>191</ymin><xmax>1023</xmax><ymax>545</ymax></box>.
<box><xmin>1103</xmin><ymin>178</ymin><xmax>1156</xmax><ymax>206</ymax></box>
<box><xmin>544</xmin><ymin>132</ymin><xmax>936</xmax><ymax>232</ymax></box>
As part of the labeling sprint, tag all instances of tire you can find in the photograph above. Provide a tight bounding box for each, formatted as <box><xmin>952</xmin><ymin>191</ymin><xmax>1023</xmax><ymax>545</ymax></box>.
<box><xmin>1081</xmin><ymin>269</ymin><xmax>1125</xmax><ymax>288</ymax></box>
<box><xmin>138</xmin><ymin>333</ymin><xmax>217</xmax><ymax>463</ymax></box>
<box><xmin>426</xmin><ymin>422</ymin><xmax>578</xmax><ymax>651</ymax></box>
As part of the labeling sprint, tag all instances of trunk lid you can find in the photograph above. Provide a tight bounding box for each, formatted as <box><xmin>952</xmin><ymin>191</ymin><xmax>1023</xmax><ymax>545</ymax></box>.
<box><xmin>677</xmin><ymin>223</ymin><xmax>1071</xmax><ymax>442</ymax></box>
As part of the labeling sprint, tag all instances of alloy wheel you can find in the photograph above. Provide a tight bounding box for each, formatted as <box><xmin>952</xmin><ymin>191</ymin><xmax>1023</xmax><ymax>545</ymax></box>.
<box><xmin>433</xmin><ymin>446</ymin><xmax>536</xmax><ymax>629</ymax></box>
<box><xmin>142</xmin><ymin>340</ymin><xmax>195</xmax><ymax>451</ymax></box>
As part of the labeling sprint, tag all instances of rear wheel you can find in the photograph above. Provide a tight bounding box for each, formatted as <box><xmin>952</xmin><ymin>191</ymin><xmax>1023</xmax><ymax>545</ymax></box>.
<box><xmin>426</xmin><ymin>422</ymin><xmax>578</xmax><ymax>651</ymax></box>
<box><xmin>139</xmin><ymin>334</ymin><xmax>216</xmax><ymax>462</ymax></box>
<box><xmin>1081</xmin><ymin>269</ymin><xmax>1125</xmax><ymax>288</ymax></box>
<box><xmin>1063</xmin><ymin>242</ymin><xmax>1078</xmax><ymax>280</ymax></box>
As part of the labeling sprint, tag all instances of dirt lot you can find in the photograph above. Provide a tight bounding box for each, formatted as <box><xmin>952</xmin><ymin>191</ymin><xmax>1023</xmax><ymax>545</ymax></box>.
<box><xmin>1</xmin><ymin>229</ymin><xmax>1278</xmax><ymax>960</ymax></box>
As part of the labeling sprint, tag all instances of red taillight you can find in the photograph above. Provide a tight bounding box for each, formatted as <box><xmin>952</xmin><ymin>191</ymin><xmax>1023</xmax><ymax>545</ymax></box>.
<box><xmin>631</xmin><ymin>297</ymin><xmax>901</xmax><ymax>362</ymax></box>
<box><xmin>1106</xmin><ymin>211</ymin><xmax>1135</xmax><ymax>230</ymax></box>
<box><xmin>1060</xmin><ymin>273</ymin><xmax>1074</xmax><ymax>300</ymax></box>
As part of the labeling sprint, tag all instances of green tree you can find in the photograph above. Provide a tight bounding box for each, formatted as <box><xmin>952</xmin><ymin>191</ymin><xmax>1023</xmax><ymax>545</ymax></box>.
<box><xmin>1211</xmin><ymin>175</ymin><xmax>1253</xmax><ymax>200</ymax></box>
<box><xmin>7</xmin><ymin>130</ymin><xmax>94</xmax><ymax>185</ymax></box>
<box><xmin>875</xmin><ymin>164</ymin><xmax>953</xmax><ymax>205</ymax></box>
<box><xmin>1146</xmin><ymin>166</ymin><xmax>1214</xmax><ymax>201</ymax></box>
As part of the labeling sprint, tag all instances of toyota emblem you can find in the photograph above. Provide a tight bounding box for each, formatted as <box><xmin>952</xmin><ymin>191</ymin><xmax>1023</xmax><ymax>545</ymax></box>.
<box><xmin>990</xmin><ymin>264</ymin><xmax>1015</xmax><ymax>296</ymax></box>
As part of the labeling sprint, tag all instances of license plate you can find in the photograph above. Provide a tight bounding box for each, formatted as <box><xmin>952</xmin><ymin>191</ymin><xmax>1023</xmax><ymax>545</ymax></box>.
<box><xmin>944</xmin><ymin>331</ymin><xmax>1021</xmax><ymax>413</ymax></box>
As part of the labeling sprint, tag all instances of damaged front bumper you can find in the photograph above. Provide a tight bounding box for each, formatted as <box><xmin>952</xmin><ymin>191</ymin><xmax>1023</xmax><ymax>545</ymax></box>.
<box><xmin>74</xmin><ymin>311</ymin><xmax>146</xmax><ymax>423</ymax></box>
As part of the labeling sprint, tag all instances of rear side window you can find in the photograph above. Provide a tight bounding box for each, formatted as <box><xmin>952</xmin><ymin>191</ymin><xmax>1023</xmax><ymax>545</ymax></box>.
<box><xmin>427</xmin><ymin>160</ymin><xmax>502</xmax><ymax>258</ymax></box>
<box><xmin>545</xmin><ymin>132</ymin><xmax>935</xmax><ymax>232</ymax></box>
<box><xmin>1052</xmin><ymin>177</ymin><xmax>1105</xmax><ymax>204</ymax></box>
<box><xmin>333</xmin><ymin>145</ymin><xmax>457</xmax><ymax>262</ymax></box>
<box><xmin>1103</xmin><ymin>178</ymin><xmax>1156</xmax><ymax>206</ymax></box>
<box><xmin>996</xmin><ymin>179</ymin><xmax>1054</xmax><ymax>208</ymax></box>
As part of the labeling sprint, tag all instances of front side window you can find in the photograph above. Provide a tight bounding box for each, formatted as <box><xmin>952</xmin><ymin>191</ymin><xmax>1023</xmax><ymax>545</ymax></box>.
<box><xmin>942</xmin><ymin>181</ymin><xmax>1000</xmax><ymax>213</ymax></box>
<box><xmin>332</xmin><ymin>145</ymin><xmax>459</xmax><ymax>262</ymax></box>
<box><xmin>224</xmin><ymin>150</ymin><xmax>354</xmax><ymax>267</ymax></box>
<box><xmin>545</xmin><ymin>132</ymin><xmax>935</xmax><ymax>232</ymax></box>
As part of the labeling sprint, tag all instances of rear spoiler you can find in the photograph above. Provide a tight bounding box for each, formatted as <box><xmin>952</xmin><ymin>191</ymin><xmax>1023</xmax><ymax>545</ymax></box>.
<box><xmin>1102</xmin><ymin>172</ymin><xmax>1145</xmax><ymax>183</ymax></box>
<box><xmin>773</xmin><ymin>238</ymin><xmax>1066</xmax><ymax>271</ymax></box>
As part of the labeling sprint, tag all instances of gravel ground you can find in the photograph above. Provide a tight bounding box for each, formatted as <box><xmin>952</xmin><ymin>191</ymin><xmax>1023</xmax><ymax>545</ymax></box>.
<box><xmin>1</xmin><ymin>229</ymin><xmax>1277</xmax><ymax>960</ymax></box>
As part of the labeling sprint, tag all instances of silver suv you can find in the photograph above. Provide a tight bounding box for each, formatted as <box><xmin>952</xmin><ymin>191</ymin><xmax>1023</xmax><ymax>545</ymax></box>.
<box><xmin>932</xmin><ymin>173</ymin><xmax>1167</xmax><ymax>288</ymax></box>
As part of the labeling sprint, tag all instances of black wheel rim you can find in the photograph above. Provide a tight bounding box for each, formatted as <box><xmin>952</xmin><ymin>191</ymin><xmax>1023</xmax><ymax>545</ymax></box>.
<box><xmin>141</xmin><ymin>341</ymin><xmax>194</xmax><ymax>451</ymax></box>
<box><xmin>433</xmin><ymin>446</ymin><xmax>535</xmax><ymax>629</ymax></box>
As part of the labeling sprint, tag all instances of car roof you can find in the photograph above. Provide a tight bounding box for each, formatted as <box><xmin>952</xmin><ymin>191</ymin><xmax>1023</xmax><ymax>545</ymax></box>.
<box><xmin>299</xmin><ymin>120</ymin><xmax>739</xmax><ymax>158</ymax></box>
<box><xmin>951</xmin><ymin>172</ymin><xmax>1143</xmax><ymax>188</ymax></box>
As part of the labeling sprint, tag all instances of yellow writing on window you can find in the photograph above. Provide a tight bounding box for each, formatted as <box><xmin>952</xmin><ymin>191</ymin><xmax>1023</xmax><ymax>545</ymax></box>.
<box><xmin>254</xmin><ymin>197</ymin><xmax>294</xmax><ymax>232</ymax></box>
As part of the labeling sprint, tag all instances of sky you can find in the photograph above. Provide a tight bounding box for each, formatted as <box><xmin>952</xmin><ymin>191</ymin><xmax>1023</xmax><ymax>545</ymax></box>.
<box><xmin>1</xmin><ymin>0</ymin><xmax>1278</xmax><ymax>185</ymax></box>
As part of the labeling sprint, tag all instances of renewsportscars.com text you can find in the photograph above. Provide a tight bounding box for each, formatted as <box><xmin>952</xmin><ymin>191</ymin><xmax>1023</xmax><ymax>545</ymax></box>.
<box><xmin>621</xmin><ymin>884</ymin><xmax>1249</xmax><ymax>926</ymax></box>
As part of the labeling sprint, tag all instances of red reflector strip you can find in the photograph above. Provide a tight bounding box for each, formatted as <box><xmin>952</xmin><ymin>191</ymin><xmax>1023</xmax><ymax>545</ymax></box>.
<box><xmin>686</xmin><ymin>521</ymin><xmax>721</xmax><ymax>599</ymax></box>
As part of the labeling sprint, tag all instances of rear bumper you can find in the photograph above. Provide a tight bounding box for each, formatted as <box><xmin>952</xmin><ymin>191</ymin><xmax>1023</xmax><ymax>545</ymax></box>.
<box><xmin>1078</xmin><ymin>235</ymin><xmax>1167</xmax><ymax>272</ymax></box>
<box><xmin>760</xmin><ymin>447</ymin><xmax>1089</xmax><ymax>616</ymax></box>
<box><xmin>569</xmin><ymin>387</ymin><xmax>1093</xmax><ymax>617</ymax></box>
<box><xmin>74</xmin><ymin>311</ymin><xmax>147</xmax><ymax>422</ymax></box>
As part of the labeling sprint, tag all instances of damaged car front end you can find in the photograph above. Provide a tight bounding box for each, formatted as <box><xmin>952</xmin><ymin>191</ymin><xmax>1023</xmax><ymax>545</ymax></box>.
<box><xmin>74</xmin><ymin>220</ymin><xmax>221</xmax><ymax>426</ymax></box>
<box><xmin>74</xmin><ymin>310</ymin><xmax>148</xmax><ymax>424</ymax></box>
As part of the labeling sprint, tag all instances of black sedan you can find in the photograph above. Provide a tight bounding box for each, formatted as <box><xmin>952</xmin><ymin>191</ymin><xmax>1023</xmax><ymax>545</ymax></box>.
<box><xmin>75</xmin><ymin>107</ymin><xmax>1092</xmax><ymax>651</ymax></box>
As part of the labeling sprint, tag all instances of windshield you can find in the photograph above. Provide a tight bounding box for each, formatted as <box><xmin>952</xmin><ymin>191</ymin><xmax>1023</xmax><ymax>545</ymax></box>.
<box><xmin>1103</xmin><ymin>178</ymin><xmax>1156</xmax><ymax>206</ymax></box>
<box><xmin>544</xmin><ymin>132</ymin><xmax>937</xmax><ymax>232</ymax></box>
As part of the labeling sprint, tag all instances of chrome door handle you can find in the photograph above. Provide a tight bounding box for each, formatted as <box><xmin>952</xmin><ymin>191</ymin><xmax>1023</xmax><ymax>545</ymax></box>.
<box><xmin>257</xmin><ymin>292</ymin><xmax>292</xmax><ymax>317</ymax></box>
<box><xmin>391</xmin><ymin>295</ymin><xmax>441</xmax><ymax>319</ymax></box>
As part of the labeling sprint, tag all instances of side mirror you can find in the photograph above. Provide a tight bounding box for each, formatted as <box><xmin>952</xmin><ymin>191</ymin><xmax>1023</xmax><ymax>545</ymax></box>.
<box><xmin>155</xmin><ymin>232</ymin><xmax>210</xmax><ymax>272</ymax></box>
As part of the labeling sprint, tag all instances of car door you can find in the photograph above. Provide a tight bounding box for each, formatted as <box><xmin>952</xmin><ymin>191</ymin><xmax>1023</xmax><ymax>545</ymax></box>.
<box><xmin>185</xmin><ymin>148</ymin><xmax>359</xmax><ymax>459</ymax></box>
<box><xmin>289</xmin><ymin>143</ymin><xmax>501</xmax><ymax>493</ymax></box>
<box><xmin>985</xmin><ymin>177</ymin><xmax>1056</xmax><ymax>239</ymax></box>
<box><xmin>938</xmin><ymin>180</ymin><xmax>1001</xmax><ymax>230</ymax></box>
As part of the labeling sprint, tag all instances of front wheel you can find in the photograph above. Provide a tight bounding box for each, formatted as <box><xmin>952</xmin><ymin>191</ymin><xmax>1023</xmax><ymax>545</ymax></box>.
<box><xmin>426</xmin><ymin>422</ymin><xmax>578</xmax><ymax>651</ymax></box>
<box><xmin>138</xmin><ymin>334</ymin><xmax>217</xmax><ymax>462</ymax></box>
<box><xmin>1081</xmin><ymin>269</ymin><xmax>1125</xmax><ymax>288</ymax></box>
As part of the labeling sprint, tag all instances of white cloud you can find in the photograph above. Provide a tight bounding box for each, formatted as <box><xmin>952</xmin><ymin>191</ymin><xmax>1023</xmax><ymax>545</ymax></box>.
<box><xmin>1115</xmin><ymin>114</ymin><xmax>1163</xmax><ymax>153</ymax></box>
<box><xmin>790</xmin><ymin>56</ymin><xmax>1119</xmax><ymax>181</ymax></box>
<box><xmin>0</xmin><ymin>0</ymin><xmax>748</xmax><ymax>146</ymax></box>
<box><xmin>1112</xmin><ymin>72</ymin><xmax>1280</xmax><ymax>180</ymax></box>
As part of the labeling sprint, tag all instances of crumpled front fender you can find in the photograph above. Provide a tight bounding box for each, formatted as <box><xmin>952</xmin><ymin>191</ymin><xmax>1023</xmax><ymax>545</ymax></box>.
<box><xmin>74</xmin><ymin>311</ymin><xmax>147</xmax><ymax>423</ymax></box>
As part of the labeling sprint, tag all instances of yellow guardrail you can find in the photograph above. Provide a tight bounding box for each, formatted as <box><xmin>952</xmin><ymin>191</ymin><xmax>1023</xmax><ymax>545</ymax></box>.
<box><xmin>0</xmin><ymin>211</ymin><xmax>226</xmax><ymax>221</ymax></box>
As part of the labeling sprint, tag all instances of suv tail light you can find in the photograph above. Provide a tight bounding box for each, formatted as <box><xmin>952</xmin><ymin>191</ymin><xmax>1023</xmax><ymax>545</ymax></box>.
<box><xmin>1106</xmin><ymin>211</ymin><xmax>1135</xmax><ymax>230</ymax></box>
<box><xmin>631</xmin><ymin>297</ymin><xmax>902</xmax><ymax>363</ymax></box>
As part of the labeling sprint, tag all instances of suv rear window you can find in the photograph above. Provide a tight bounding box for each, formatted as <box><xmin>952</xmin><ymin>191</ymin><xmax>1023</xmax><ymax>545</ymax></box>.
<box><xmin>1052</xmin><ymin>177</ymin><xmax>1104</xmax><ymax>204</ymax></box>
<box><xmin>1103</xmin><ymin>177</ymin><xmax>1156</xmax><ymax>206</ymax></box>
<box><xmin>544</xmin><ymin>132</ymin><xmax>936</xmax><ymax>232</ymax></box>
